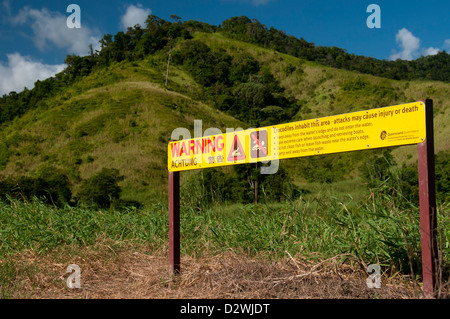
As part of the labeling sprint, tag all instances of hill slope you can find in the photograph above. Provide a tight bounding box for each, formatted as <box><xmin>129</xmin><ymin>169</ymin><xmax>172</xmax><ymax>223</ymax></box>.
<box><xmin>0</xmin><ymin>30</ymin><xmax>449</xmax><ymax>206</ymax></box>
<box><xmin>196</xmin><ymin>31</ymin><xmax>450</xmax><ymax>159</ymax></box>
<box><xmin>0</xmin><ymin>55</ymin><xmax>244</xmax><ymax>204</ymax></box>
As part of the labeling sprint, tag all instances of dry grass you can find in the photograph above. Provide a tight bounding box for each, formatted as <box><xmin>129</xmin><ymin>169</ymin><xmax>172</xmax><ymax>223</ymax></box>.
<box><xmin>5</xmin><ymin>241</ymin><xmax>430</xmax><ymax>299</ymax></box>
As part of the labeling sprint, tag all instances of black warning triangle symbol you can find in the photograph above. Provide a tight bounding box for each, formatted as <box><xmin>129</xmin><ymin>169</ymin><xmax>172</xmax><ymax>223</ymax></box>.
<box><xmin>227</xmin><ymin>134</ymin><xmax>246</xmax><ymax>162</ymax></box>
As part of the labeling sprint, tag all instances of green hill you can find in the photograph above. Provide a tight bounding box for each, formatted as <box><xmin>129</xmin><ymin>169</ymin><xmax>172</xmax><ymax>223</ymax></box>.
<box><xmin>195</xmin><ymin>31</ymin><xmax>450</xmax><ymax>158</ymax></box>
<box><xmin>1</xmin><ymin>17</ymin><xmax>449</xmax><ymax>207</ymax></box>
<box><xmin>0</xmin><ymin>55</ymin><xmax>245</xmax><ymax>204</ymax></box>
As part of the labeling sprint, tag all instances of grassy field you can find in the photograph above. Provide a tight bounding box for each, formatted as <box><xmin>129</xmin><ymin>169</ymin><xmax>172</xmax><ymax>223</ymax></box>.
<box><xmin>1</xmin><ymin>186</ymin><xmax>448</xmax><ymax>298</ymax></box>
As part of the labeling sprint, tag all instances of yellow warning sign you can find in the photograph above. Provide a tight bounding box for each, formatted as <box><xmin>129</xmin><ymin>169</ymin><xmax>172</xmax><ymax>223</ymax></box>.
<box><xmin>168</xmin><ymin>128</ymin><xmax>272</xmax><ymax>172</ymax></box>
<box><xmin>272</xmin><ymin>101</ymin><xmax>426</xmax><ymax>160</ymax></box>
<box><xmin>168</xmin><ymin>101</ymin><xmax>426</xmax><ymax>172</ymax></box>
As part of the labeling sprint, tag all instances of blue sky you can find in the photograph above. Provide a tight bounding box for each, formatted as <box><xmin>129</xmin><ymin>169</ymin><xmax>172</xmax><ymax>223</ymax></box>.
<box><xmin>1</xmin><ymin>0</ymin><xmax>449</xmax><ymax>95</ymax></box>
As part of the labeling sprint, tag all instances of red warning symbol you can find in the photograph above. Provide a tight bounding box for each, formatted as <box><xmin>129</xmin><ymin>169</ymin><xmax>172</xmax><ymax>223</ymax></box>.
<box><xmin>250</xmin><ymin>130</ymin><xmax>268</xmax><ymax>158</ymax></box>
<box><xmin>227</xmin><ymin>134</ymin><xmax>246</xmax><ymax>162</ymax></box>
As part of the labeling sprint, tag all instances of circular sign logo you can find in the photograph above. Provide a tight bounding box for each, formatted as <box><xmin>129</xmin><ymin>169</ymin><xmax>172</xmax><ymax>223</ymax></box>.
<box><xmin>380</xmin><ymin>131</ymin><xmax>387</xmax><ymax>140</ymax></box>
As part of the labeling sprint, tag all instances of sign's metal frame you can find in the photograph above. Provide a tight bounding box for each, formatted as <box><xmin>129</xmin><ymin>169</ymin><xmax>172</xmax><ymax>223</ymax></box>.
<box><xmin>167</xmin><ymin>100</ymin><xmax>438</xmax><ymax>297</ymax></box>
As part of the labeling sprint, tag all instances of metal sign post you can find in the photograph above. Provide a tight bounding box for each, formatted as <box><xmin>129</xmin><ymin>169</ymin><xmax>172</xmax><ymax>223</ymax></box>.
<box><xmin>167</xmin><ymin>100</ymin><xmax>439</xmax><ymax>297</ymax></box>
<box><xmin>168</xmin><ymin>170</ymin><xmax>180</xmax><ymax>275</ymax></box>
<box><xmin>417</xmin><ymin>99</ymin><xmax>438</xmax><ymax>297</ymax></box>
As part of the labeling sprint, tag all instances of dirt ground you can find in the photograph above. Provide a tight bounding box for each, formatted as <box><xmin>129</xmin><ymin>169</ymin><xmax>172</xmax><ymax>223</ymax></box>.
<box><xmin>5</xmin><ymin>242</ymin><xmax>445</xmax><ymax>300</ymax></box>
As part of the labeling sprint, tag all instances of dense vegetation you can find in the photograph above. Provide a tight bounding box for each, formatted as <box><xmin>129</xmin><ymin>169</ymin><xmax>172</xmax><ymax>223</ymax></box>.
<box><xmin>184</xmin><ymin>150</ymin><xmax>450</xmax><ymax>209</ymax></box>
<box><xmin>221</xmin><ymin>16</ymin><xmax>450</xmax><ymax>82</ymax></box>
<box><xmin>0</xmin><ymin>167</ymin><xmax>126</xmax><ymax>209</ymax></box>
<box><xmin>1</xmin><ymin>13</ymin><xmax>450</xmax><ymax>208</ymax></box>
<box><xmin>0</xmin><ymin>167</ymin><xmax>71</xmax><ymax>207</ymax></box>
<box><xmin>182</xmin><ymin>164</ymin><xmax>302</xmax><ymax>210</ymax></box>
<box><xmin>2</xmin><ymin>15</ymin><xmax>450</xmax><ymax>126</ymax></box>
<box><xmin>0</xmin><ymin>15</ymin><xmax>195</xmax><ymax>126</ymax></box>
<box><xmin>171</xmin><ymin>39</ymin><xmax>300</xmax><ymax>126</ymax></box>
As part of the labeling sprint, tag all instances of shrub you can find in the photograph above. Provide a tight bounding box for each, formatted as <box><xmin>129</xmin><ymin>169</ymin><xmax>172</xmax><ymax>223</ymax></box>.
<box><xmin>259</xmin><ymin>164</ymin><xmax>303</xmax><ymax>202</ymax></box>
<box><xmin>181</xmin><ymin>168</ymin><xmax>242</xmax><ymax>211</ymax></box>
<box><xmin>436</xmin><ymin>151</ymin><xmax>450</xmax><ymax>203</ymax></box>
<box><xmin>181</xmin><ymin>163</ymin><xmax>302</xmax><ymax>210</ymax></box>
<box><xmin>360</xmin><ymin>150</ymin><xmax>450</xmax><ymax>206</ymax></box>
<box><xmin>172</xmin><ymin>40</ymin><xmax>233</xmax><ymax>87</ymax></box>
<box><xmin>0</xmin><ymin>170</ymin><xmax>72</xmax><ymax>207</ymax></box>
<box><xmin>360</xmin><ymin>149</ymin><xmax>396</xmax><ymax>188</ymax></box>
<box><xmin>0</xmin><ymin>142</ymin><xmax>11</xmax><ymax>167</ymax></box>
<box><xmin>77</xmin><ymin>168</ymin><xmax>123</xmax><ymax>208</ymax></box>
<box><xmin>299</xmin><ymin>153</ymin><xmax>354</xmax><ymax>184</ymax></box>
<box><xmin>38</xmin><ymin>171</ymin><xmax>72</xmax><ymax>206</ymax></box>
<box><xmin>228</xmin><ymin>53</ymin><xmax>260</xmax><ymax>84</ymax></box>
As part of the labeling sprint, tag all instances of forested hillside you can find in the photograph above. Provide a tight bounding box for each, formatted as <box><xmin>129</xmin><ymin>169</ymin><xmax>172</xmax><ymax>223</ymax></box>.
<box><xmin>2</xmin><ymin>15</ymin><xmax>450</xmax><ymax>126</ymax></box>
<box><xmin>0</xmin><ymin>15</ymin><xmax>449</xmax><ymax>208</ymax></box>
<box><xmin>221</xmin><ymin>16</ymin><xmax>450</xmax><ymax>82</ymax></box>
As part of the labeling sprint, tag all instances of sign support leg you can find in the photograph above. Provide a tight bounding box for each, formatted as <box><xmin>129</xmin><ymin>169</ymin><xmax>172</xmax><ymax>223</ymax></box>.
<box><xmin>417</xmin><ymin>99</ymin><xmax>438</xmax><ymax>297</ymax></box>
<box><xmin>169</xmin><ymin>171</ymin><xmax>180</xmax><ymax>275</ymax></box>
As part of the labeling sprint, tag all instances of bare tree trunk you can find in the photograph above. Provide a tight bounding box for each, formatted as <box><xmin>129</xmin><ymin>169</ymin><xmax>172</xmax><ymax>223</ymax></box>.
<box><xmin>165</xmin><ymin>45</ymin><xmax>172</xmax><ymax>89</ymax></box>
<box><xmin>254</xmin><ymin>179</ymin><xmax>258</xmax><ymax>205</ymax></box>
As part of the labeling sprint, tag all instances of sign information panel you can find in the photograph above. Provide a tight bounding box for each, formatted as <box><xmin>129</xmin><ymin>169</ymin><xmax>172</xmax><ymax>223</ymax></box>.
<box><xmin>168</xmin><ymin>101</ymin><xmax>426</xmax><ymax>172</ymax></box>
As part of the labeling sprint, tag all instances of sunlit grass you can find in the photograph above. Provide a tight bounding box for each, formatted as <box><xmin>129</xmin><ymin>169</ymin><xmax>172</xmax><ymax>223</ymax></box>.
<box><xmin>1</xmin><ymin>190</ymin><xmax>447</xmax><ymax>274</ymax></box>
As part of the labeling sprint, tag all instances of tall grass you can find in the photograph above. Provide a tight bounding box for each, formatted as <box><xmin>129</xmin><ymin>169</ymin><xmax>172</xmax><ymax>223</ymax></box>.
<box><xmin>1</xmin><ymin>190</ymin><xmax>448</xmax><ymax>279</ymax></box>
<box><xmin>0</xmin><ymin>197</ymin><xmax>169</xmax><ymax>256</ymax></box>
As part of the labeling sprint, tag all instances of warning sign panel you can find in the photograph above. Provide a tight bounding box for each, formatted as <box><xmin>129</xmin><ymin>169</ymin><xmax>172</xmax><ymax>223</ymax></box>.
<box><xmin>168</xmin><ymin>129</ymin><xmax>254</xmax><ymax>172</ymax></box>
<box><xmin>272</xmin><ymin>101</ymin><xmax>426</xmax><ymax>161</ymax></box>
<box><xmin>250</xmin><ymin>130</ymin><xmax>268</xmax><ymax>159</ymax></box>
<box><xmin>168</xmin><ymin>101</ymin><xmax>426</xmax><ymax>172</ymax></box>
<box><xmin>228</xmin><ymin>134</ymin><xmax>246</xmax><ymax>162</ymax></box>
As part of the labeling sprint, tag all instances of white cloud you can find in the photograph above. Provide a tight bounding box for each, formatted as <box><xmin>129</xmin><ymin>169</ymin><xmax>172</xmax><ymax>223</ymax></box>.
<box><xmin>444</xmin><ymin>39</ymin><xmax>450</xmax><ymax>52</ymax></box>
<box><xmin>12</xmin><ymin>6</ymin><xmax>100</xmax><ymax>56</ymax></box>
<box><xmin>390</xmin><ymin>28</ymin><xmax>443</xmax><ymax>61</ymax></box>
<box><xmin>390</xmin><ymin>28</ymin><xmax>420</xmax><ymax>60</ymax></box>
<box><xmin>422</xmin><ymin>47</ymin><xmax>440</xmax><ymax>57</ymax></box>
<box><xmin>0</xmin><ymin>53</ymin><xmax>66</xmax><ymax>95</ymax></box>
<box><xmin>121</xmin><ymin>4</ymin><xmax>151</xmax><ymax>29</ymax></box>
